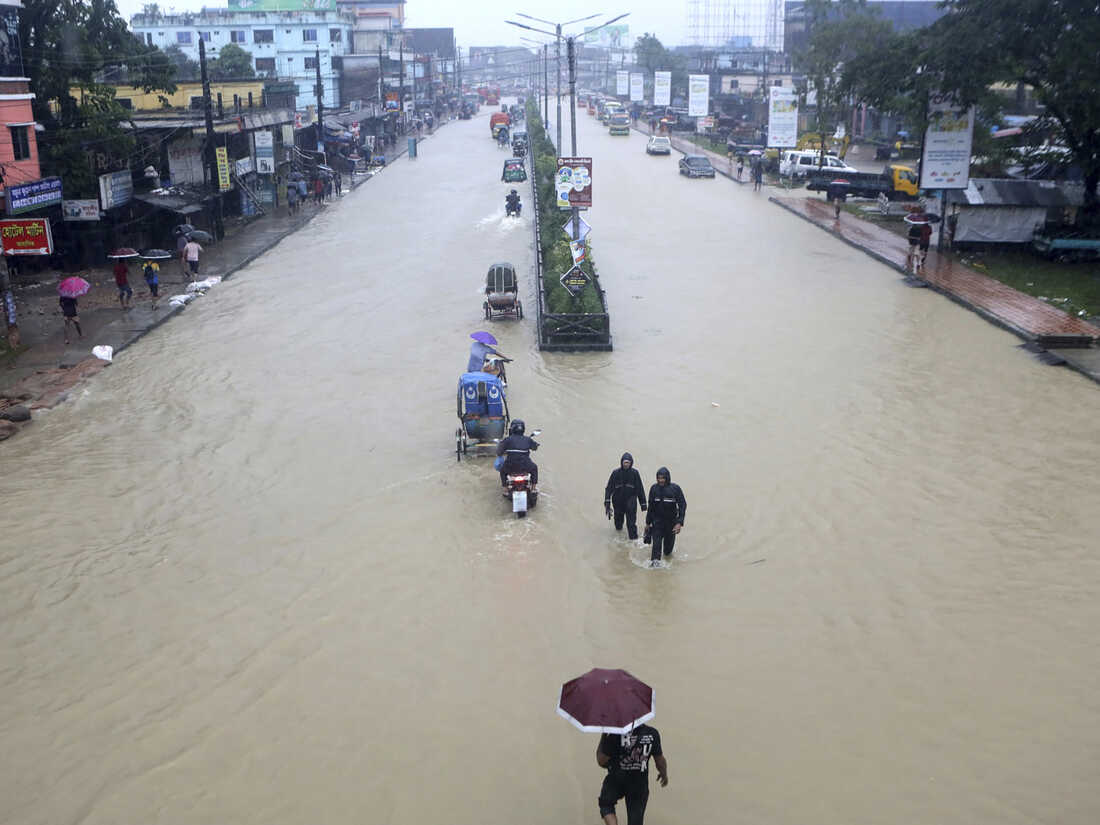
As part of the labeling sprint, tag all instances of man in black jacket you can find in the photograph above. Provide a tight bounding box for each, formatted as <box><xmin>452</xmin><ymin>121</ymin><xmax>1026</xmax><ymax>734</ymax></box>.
<box><xmin>604</xmin><ymin>452</ymin><xmax>647</xmax><ymax>540</ymax></box>
<box><xmin>644</xmin><ymin>467</ymin><xmax>686</xmax><ymax>566</ymax></box>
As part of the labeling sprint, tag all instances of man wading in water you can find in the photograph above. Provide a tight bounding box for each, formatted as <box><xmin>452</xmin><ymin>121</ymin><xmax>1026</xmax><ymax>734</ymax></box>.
<box><xmin>596</xmin><ymin>725</ymin><xmax>669</xmax><ymax>825</ymax></box>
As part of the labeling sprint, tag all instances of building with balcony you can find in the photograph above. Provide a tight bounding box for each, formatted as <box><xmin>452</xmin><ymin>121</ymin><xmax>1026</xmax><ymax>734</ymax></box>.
<box><xmin>336</xmin><ymin>0</ymin><xmax>405</xmax><ymax>53</ymax></box>
<box><xmin>0</xmin><ymin>0</ymin><xmax>42</xmax><ymax>204</ymax></box>
<box><xmin>130</xmin><ymin>1</ymin><xmax>353</xmax><ymax>108</ymax></box>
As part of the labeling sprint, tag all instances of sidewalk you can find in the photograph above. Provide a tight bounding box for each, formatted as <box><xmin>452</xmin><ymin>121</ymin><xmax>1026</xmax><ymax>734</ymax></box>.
<box><xmin>770</xmin><ymin>194</ymin><xmax>1100</xmax><ymax>355</ymax></box>
<box><xmin>0</xmin><ymin>134</ymin><xmax>421</xmax><ymax>433</ymax></box>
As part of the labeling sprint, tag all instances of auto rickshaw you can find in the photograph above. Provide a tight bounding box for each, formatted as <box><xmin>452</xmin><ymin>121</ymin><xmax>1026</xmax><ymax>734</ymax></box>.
<box><xmin>501</xmin><ymin>158</ymin><xmax>527</xmax><ymax>183</ymax></box>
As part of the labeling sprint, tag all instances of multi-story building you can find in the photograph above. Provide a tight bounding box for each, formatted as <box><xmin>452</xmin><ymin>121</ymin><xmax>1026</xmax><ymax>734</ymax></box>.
<box><xmin>336</xmin><ymin>0</ymin><xmax>405</xmax><ymax>53</ymax></box>
<box><xmin>0</xmin><ymin>0</ymin><xmax>42</xmax><ymax>202</ymax></box>
<box><xmin>130</xmin><ymin>0</ymin><xmax>354</xmax><ymax>108</ymax></box>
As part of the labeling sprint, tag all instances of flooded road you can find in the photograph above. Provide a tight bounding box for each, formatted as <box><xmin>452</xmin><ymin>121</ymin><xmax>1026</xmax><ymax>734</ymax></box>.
<box><xmin>3</xmin><ymin>104</ymin><xmax>1100</xmax><ymax>825</ymax></box>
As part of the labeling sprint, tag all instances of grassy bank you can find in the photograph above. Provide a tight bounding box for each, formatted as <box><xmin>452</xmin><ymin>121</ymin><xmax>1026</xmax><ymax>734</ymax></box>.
<box><xmin>525</xmin><ymin>101</ymin><xmax>607</xmax><ymax>318</ymax></box>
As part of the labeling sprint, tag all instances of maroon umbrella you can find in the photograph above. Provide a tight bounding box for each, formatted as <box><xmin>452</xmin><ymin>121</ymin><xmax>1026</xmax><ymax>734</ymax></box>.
<box><xmin>107</xmin><ymin>247</ymin><xmax>140</xmax><ymax>259</ymax></box>
<box><xmin>557</xmin><ymin>668</ymin><xmax>655</xmax><ymax>734</ymax></box>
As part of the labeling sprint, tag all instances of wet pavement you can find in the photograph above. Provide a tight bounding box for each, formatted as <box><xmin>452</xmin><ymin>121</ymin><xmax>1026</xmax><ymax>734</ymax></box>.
<box><xmin>771</xmin><ymin>195</ymin><xmax>1100</xmax><ymax>348</ymax></box>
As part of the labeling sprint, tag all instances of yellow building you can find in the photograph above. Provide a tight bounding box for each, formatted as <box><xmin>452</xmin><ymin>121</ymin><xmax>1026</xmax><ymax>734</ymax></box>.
<box><xmin>70</xmin><ymin>81</ymin><xmax>269</xmax><ymax>112</ymax></box>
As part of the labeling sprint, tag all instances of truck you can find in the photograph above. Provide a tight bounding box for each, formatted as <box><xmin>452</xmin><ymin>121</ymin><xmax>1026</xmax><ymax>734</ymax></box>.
<box><xmin>608</xmin><ymin>112</ymin><xmax>630</xmax><ymax>135</ymax></box>
<box><xmin>805</xmin><ymin>164</ymin><xmax>920</xmax><ymax>200</ymax></box>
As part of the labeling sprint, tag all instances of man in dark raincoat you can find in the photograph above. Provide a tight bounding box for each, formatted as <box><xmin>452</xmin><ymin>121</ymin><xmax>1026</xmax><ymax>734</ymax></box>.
<box><xmin>604</xmin><ymin>453</ymin><xmax>647</xmax><ymax>540</ymax></box>
<box><xmin>644</xmin><ymin>467</ymin><xmax>687</xmax><ymax>565</ymax></box>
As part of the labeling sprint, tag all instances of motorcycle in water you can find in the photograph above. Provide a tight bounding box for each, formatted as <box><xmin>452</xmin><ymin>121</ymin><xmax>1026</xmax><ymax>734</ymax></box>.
<box><xmin>505</xmin><ymin>198</ymin><xmax>522</xmax><ymax>218</ymax></box>
<box><xmin>503</xmin><ymin>430</ymin><xmax>540</xmax><ymax>518</ymax></box>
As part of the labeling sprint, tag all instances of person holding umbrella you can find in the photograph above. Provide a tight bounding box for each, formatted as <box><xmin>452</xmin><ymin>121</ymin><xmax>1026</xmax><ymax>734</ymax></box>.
<box><xmin>57</xmin><ymin>276</ymin><xmax>89</xmax><ymax>344</ymax></box>
<box><xmin>467</xmin><ymin>331</ymin><xmax>510</xmax><ymax>378</ymax></box>
<box><xmin>557</xmin><ymin>668</ymin><xmax>669</xmax><ymax>825</ymax></box>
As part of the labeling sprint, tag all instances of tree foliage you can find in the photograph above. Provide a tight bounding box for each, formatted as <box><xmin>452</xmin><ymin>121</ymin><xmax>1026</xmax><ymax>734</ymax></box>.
<box><xmin>18</xmin><ymin>0</ymin><xmax>177</xmax><ymax>195</ymax></box>
<box><xmin>210</xmin><ymin>43</ymin><xmax>255</xmax><ymax>80</ymax></box>
<box><xmin>163</xmin><ymin>44</ymin><xmax>201</xmax><ymax>82</ymax></box>
<box><xmin>632</xmin><ymin>33</ymin><xmax>687</xmax><ymax>99</ymax></box>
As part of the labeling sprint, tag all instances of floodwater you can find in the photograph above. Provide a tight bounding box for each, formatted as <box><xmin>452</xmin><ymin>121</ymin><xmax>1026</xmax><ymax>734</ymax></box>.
<box><xmin>2</xmin><ymin>103</ymin><xmax>1100</xmax><ymax>825</ymax></box>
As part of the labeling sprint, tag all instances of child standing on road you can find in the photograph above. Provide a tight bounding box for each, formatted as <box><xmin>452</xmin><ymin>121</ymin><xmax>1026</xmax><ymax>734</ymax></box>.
<box><xmin>143</xmin><ymin>261</ymin><xmax>159</xmax><ymax>309</ymax></box>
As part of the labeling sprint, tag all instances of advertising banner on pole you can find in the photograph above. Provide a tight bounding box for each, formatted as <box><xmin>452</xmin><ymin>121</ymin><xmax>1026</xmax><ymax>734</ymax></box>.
<box><xmin>767</xmin><ymin>87</ymin><xmax>798</xmax><ymax>147</ymax></box>
<box><xmin>654</xmin><ymin>72</ymin><xmax>671</xmax><ymax>107</ymax></box>
<box><xmin>616</xmin><ymin>71</ymin><xmax>629</xmax><ymax>96</ymax></box>
<box><xmin>920</xmin><ymin>97</ymin><xmax>975</xmax><ymax>189</ymax></box>
<box><xmin>569</xmin><ymin>240</ymin><xmax>587</xmax><ymax>265</ymax></box>
<box><xmin>559</xmin><ymin>264</ymin><xmax>590</xmax><ymax>297</ymax></box>
<box><xmin>629</xmin><ymin>73</ymin><xmax>643</xmax><ymax>102</ymax></box>
<box><xmin>555</xmin><ymin>157</ymin><xmax>592</xmax><ymax>209</ymax></box>
<box><xmin>254</xmin><ymin>130</ymin><xmax>275</xmax><ymax>174</ymax></box>
<box><xmin>561</xmin><ymin>215</ymin><xmax>591</xmax><ymax>242</ymax></box>
<box><xmin>688</xmin><ymin>74</ymin><xmax>709</xmax><ymax>117</ymax></box>
<box><xmin>1</xmin><ymin>218</ymin><xmax>54</xmax><ymax>256</ymax></box>
<box><xmin>215</xmin><ymin>147</ymin><xmax>232</xmax><ymax>191</ymax></box>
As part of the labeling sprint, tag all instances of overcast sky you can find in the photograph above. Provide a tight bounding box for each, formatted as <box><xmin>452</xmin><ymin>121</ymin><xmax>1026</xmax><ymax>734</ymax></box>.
<box><xmin>116</xmin><ymin>1</ymin><xmax>689</xmax><ymax>49</ymax></box>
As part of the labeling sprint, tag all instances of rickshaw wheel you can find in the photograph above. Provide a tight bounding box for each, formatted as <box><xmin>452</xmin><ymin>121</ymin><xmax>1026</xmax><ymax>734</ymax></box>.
<box><xmin>455</xmin><ymin>429</ymin><xmax>463</xmax><ymax>461</ymax></box>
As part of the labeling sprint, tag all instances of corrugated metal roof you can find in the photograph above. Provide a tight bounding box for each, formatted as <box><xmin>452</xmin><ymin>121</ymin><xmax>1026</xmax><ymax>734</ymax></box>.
<box><xmin>949</xmin><ymin>178</ymin><xmax>1084</xmax><ymax>207</ymax></box>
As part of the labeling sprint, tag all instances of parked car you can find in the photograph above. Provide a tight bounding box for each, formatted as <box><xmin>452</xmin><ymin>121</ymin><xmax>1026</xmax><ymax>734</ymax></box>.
<box><xmin>779</xmin><ymin>150</ymin><xmax>859</xmax><ymax>178</ymax></box>
<box><xmin>679</xmin><ymin>155</ymin><xmax>715</xmax><ymax>178</ymax></box>
<box><xmin>646</xmin><ymin>136</ymin><xmax>672</xmax><ymax>155</ymax></box>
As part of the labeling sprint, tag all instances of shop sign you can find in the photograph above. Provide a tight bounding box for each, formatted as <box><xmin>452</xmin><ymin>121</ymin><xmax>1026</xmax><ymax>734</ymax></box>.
<box><xmin>920</xmin><ymin>96</ymin><xmax>975</xmax><ymax>190</ymax></box>
<box><xmin>6</xmin><ymin>177</ymin><xmax>63</xmax><ymax>215</ymax></box>
<box><xmin>254</xmin><ymin>131</ymin><xmax>275</xmax><ymax>174</ymax></box>
<box><xmin>559</xmin><ymin>265</ymin><xmax>590</xmax><ymax>297</ymax></box>
<box><xmin>62</xmin><ymin>199</ymin><xmax>101</xmax><ymax>222</ymax></box>
<box><xmin>1</xmin><ymin>218</ymin><xmax>54</xmax><ymax>256</ymax></box>
<box><xmin>555</xmin><ymin>157</ymin><xmax>592</xmax><ymax>209</ymax></box>
<box><xmin>235</xmin><ymin>156</ymin><xmax>254</xmax><ymax>177</ymax></box>
<box><xmin>215</xmin><ymin>147</ymin><xmax>232</xmax><ymax>191</ymax></box>
<box><xmin>98</xmin><ymin>170</ymin><xmax>133</xmax><ymax>210</ymax></box>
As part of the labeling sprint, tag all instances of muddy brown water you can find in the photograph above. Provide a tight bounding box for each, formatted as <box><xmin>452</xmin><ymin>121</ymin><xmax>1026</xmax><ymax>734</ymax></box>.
<box><xmin>2</xmin><ymin>105</ymin><xmax>1099</xmax><ymax>825</ymax></box>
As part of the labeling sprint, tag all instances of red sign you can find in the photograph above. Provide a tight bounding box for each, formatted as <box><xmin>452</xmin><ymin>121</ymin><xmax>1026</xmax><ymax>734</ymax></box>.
<box><xmin>1</xmin><ymin>218</ymin><xmax>54</xmax><ymax>256</ymax></box>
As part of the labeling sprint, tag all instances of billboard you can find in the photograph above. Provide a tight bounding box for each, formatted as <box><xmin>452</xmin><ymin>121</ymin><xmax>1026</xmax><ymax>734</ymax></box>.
<box><xmin>654</xmin><ymin>71</ymin><xmax>671</xmax><ymax>107</ymax></box>
<box><xmin>583</xmin><ymin>24</ymin><xmax>629</xmax><ymax>48</ymax></box>
<box><xmin>1</xmin><ymin>218</ymin><xmax>54</xmax><ymax>256</ymax></box>
<box><xmin>6</xmin><ymin>177</ymin><xmax>63</xmax><ymax>216</ymax></box>
<box><xmin>629</xmin><ymin>73</ymin><xmax>644</xmax><ymax>102</ymax></box>
<box><xmin>616</xmin><ymin>71</ymin><xmax>629</xmax><ymax>96</ymax></box>
<box><xmin>555</xmin><ymin>157</ymin><xmax>592</xmax><ymax>209</ymax></box>
<box><xmin>688</xmin><ymin>74</ymin><xmax>709</xmax><ymax>117</ymax></box>
<box><xmin>767</xmin><ymin>87</ymin><xmax>798</xmax><ymax>148</ymax></box>
<box><xmin>920</xmin><ymin>97</ymin><xmax>975</xmax><ymax>189</ymax></box>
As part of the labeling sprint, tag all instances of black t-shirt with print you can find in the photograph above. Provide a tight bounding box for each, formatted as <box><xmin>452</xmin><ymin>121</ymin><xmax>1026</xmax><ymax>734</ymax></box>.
<box><xmin>599</xmin><ymin>725</ymin><xmax>662</xmax><ymax>776</ymax></box>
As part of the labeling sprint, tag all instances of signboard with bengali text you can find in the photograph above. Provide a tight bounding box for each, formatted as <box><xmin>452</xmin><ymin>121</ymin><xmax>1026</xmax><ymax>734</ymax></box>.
<box><xmin>1</xmin><ymin>218</ymin><xmax>54</xmax><ymax>256</ymax></box>
<box><xmin>97</xmin><ymin>171</ymin><xmax>133</xmax><ymax>211</ymax></box>
<box><xmin>215</xmin><ymin>147</ymin><xmax>232</xmax><ymax>191</ymax></box>
<box><xmin>6</xmin><ymin>177</ymin><xmax>63</xmax><ymax>216</ymax></box>
<box><xmin>62</xmin><ymin>200</ymin><xmax>101</xmax><ymax>222</ymax></box>
<box><xmin>555</xmin><ymin>157</ymin><xmax>592</xmax><ymax>209</ymax></box>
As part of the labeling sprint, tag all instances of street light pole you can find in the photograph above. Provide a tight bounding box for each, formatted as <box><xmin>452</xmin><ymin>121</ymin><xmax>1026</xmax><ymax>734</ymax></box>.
<box><xmin>555</xmin><ymin>24</ymin><xmax>561</xmax><ymax>149</ymax></box>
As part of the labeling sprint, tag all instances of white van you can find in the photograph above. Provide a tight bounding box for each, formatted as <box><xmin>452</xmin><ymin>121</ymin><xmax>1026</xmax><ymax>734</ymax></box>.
<box><xmin>780</xmin><ymin>150</ymin><xmax>859</xmax><ymax>178</ymax></box>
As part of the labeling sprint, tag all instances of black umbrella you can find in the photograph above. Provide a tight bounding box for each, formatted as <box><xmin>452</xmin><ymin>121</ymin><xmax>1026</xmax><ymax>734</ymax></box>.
<box><xmin>140</xmin><ymin>248</ymin><xmax>174</xmax><ymax>260</ymax></box>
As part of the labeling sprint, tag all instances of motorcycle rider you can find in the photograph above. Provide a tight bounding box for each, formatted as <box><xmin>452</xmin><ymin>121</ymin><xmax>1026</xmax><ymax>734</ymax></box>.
<box><xmin>604</xmin><ymin>453</ymin><xmax>647</xmax><ymax>540</ymax></box>
<box><xmin>644</xmin><ymin>467</ymin><xmax>686</xmax><ymax>566</ymax></box>
<box><xmin>505</xmin><ymin>189</ymin><xmax>522</xmax><ymax>216</ymax></box>
<box><xmin>497</xmin><ymin>419</ymin><xmax>539</xmax><ymax>489</ymax></box>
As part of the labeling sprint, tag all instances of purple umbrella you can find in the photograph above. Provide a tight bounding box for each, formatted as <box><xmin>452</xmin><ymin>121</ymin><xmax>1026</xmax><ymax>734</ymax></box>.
<box><xmin>470</xmin><ymin>331</ymin><xmax>498</xmax><ymax>346</ymax></box>
<box><xmin>557</xmin><ymin>668</ymin><xmax>655</xmax><ymax>734</ymax></box>
<box><xmin>58</xmin><ymin>277</ymin><xmax>91</xmax><ymax>298</ymax></box>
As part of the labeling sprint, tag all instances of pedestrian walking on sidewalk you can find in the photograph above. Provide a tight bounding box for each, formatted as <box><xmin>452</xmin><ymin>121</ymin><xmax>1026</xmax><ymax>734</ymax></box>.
<box><xmin>297</xmin><ymin>177</ymin><xmax>308</xmax><ymax>207</ymax></box>
<box><xmin>113</xmin><ymin>260</ymin><xmax>133</xmax><ymax>309</ymax></box>
<box><xmin>176</xmin><ymin>231</ymin><xmax>189</xmax><ymax>279</ymax></box>
<box><xmin>334</xmin><ymin>172</ymin><xmax>342</xmax><ymax>196</ymax></box>
<box><xmin>313</xmin><ymin>177</ymin><xmax>324</xmax><ymax>205</ymax></box>
<box><xmin>59</xmin><ymin>296</ymin><xmax>82</xmax><ymax>344</ymax></box>
<box><xmin>736</xmin><ymin>155</ymin><xmax>744</xmax><ymax>181</ymax></box>
<box><xmin>143</xmin><ymin>261</ymin><xmax>159</xmax><ymax>309</ymax></box>
<box><xmin>183</xmin><ymin>238</ymin><xmax>203</xmax><ymax>276</ymax></box>
<box><xmin>286</xmin><ymin>181</ymin><xmax>299</xmax><ymax>216</ymax></box>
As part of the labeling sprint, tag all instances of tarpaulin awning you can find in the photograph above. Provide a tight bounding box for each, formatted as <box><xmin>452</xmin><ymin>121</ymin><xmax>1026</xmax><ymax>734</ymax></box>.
<box><xmin>132</xmin><ymin>191</ymin><xmax>207</xmax><ymax>215</ymax></box>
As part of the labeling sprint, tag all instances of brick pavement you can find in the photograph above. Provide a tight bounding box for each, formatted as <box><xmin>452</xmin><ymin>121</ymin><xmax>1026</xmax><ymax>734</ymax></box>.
<box><xmin>771</xmin><ymin>195</ymin><xmax>1100</xmax><ymax>347</ymax></box>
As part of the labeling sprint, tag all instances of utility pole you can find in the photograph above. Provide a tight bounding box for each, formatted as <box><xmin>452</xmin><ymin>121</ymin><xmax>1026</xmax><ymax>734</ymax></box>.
<box><xmin>543</xmin><ymin>44</ymin><xmax>549</xmax><ymax>124</ymax></box>
<box><xmin>198</xmin><ymin>34</ymin><xmax>224</xmax><ymax>240</ymax></box>
<box><xmin>567</xmin><ymin>36</ymin><xmax>580</xmax><ymax>247</ymax></box>
<box><xmin>314</xmin><ymin>47</ymin><xmax>324</xmax><ymax>154</ymax></box>
<box><xmin>1</xmin><ymin>260</ymin><xmax>18</xmax><ymax>350</ymax></box>
<box><xmin>399</xmin><ymin>43</ymin><xmax>405</xmax><ymax>127</ymax></box>
<box><xmin>555</xmin><ymin>24</ymin><xmax>562</xmax><ymax>149</ymax></box>
<box><xmin>378</xmin><ymin>44</ymin><xmax>384</xmax><ymax>108</ymax></box>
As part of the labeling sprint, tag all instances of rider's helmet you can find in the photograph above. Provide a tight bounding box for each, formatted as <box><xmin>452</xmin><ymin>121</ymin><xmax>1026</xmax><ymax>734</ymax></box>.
<box><xmin>510</xmin><ymin>189</ymin><xmax>517</xmax><ymax>196</ymax></box>
<box><xmin>509</xmin><ymin>419</ymin><xmax>525</xmax><ymax>435</ymax></box>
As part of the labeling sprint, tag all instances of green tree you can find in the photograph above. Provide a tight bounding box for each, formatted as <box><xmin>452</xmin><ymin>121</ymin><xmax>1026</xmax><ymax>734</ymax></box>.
<box><xmin>210</xmin><ymin>43</ymin><xmax>255</xmax><ymax>80</ymax></box>
<box><xmin>634</xmin><ymin>33</ymin><xmax>669</xmax><ymax>74</ymax></box>
<box><xmin>19</xmin><ymin>0</ymin><xmax>177</xmax><ymax>195</ymax></box>
<box><xmin>796</xmin><ymin>0</ymin><xmax>892</xmax><ymax>165</ymax></box>
<box><xmin>163</xmin><ymin>44</ymin><xmax>201</xmax><ymax>82</ymax></box>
